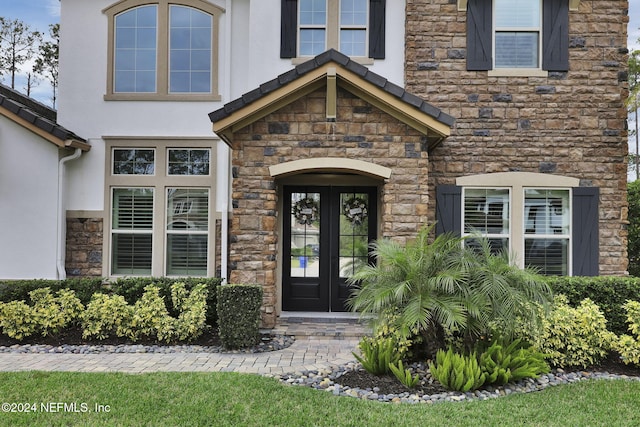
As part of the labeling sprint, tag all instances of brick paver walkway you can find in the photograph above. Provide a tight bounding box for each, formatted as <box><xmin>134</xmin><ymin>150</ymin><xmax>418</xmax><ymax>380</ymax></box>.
<box><xmin>0</xmin><ymin>331</ymin><xmax>363</xmax><ymax>375</ymax></box>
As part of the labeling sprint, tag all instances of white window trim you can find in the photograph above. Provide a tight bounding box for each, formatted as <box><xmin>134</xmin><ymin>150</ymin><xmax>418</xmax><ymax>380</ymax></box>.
<box><xmin>112</xmin><ymin>148</ymin><xmax>157</xmax><ymax>176</ymax></box>
<box><xmin>457</xmin><ymin>0</ymin><xmax>580</xmax><ymax>12</ymax></box>
<box><xmin>167</xmin><ymin>148</ymin><xmax>212</xmax><ymax>176</ymax></box>
<box><xmin>165</xmin><ymin>187</ymin><xmax>211</xmax><ymax>277</ymax></box>
<box><xmin>110</xmin><ymin>186</ymin><xmax>156</xmax><ymax>276</ymax></box>
<box><xmin>457</xmin><ymin>172</ymin><xmax>579</xmax><ymax>274</ymax></box>
<box><xmin>491</xmin><ymin>0</ymin><xmax>543</xmax><ymax>72</ymax></box>
<box><xmin>461</xmin><ymin>187</ymin><xmax>512</xmax><ymax>255</ymax></box>
<box><xmin>103</xmin><ymin>138</ymin><xmax>217</xmax><ymax>278</ymax></box>
<box><xmin>294</xmin><ymin>0</ymin><xmax>372</xmax><ymax>64</ymax></box>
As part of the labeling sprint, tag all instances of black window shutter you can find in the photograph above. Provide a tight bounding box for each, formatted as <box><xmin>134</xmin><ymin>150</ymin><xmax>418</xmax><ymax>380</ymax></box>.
<box><xmin>369</xmin><ymin>0</ymin><xmax>385</xmax><ymax>59</ymax></box>
<box><xmin>436</xmin><ymin>185</ymin><xmax>462</xmax><ymax>237</ymax></box>
<box><xmin>572</xmin><ymin>187</ymin><xmax>599</xmax><ymax>276</ymax></box>
<box><xmin>281</xmin><ymin>0</ymin><xmax>297</xmax><ymax>58</ymax></box>
<box><xmin>466</xmin><ymin>0</ymin><xmax>492</xmax><ymax>71</ymax></box>
<box><xmin>542</xmin><ymin>0</ymin><xmax>569</xmax><ymax>71</ymax></box>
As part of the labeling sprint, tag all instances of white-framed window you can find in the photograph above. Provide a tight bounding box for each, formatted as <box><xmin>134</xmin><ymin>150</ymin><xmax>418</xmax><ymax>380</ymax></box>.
<box><xmin>462</xmin><ymin>188</ymin><xmax>511</xmax><ymax>254</ymax></box>
<box><xmin>523</xmin><ymin>188</ymin><xmax>570</xmax><ymax>275</ymax></box>
<box><xmin>493</xmin><ymin>0</ymin><xmax>542</xmax><ymax>69</ymax></box>
<box><xmin>112</xmin><ymin>148</ymin><xmax>155</xmax><ymax>175</ymax></box>
<box><xmin>166</xmin><ymin>188</ymin><xmax>209</xmax><ymax>276</ymax></box>
<box><xmin>104</xmin><ymin>0</ymin><xmax>222</xmax><ymax>100</ymax></box>
<box><xmin>466</xmin><ymin>0</ymin><xmax>569</xmax><ymax>73</ymax></box>
<box><xmin>298</xmin><ymin>0</ymin><xmax>368</xmax><ymax>57</ymax></box>
<box><xmin>461</xmin><ymin>185</ymin><xmax>571</xmax><ymax>275</ymax></box>
<box><xmin>105</xmin><ymin>140</ymin><xmax>216</xmax><ymax>277</ymax></box>
<box><xmin>111</xmin><ymin>187</ymin><xmax>154</xmax><ymax>275</ymax></box>
<box><xmin>167</xmin><ymin>148</ymin><xmax>210</xmax><ymax>175</ymax></box>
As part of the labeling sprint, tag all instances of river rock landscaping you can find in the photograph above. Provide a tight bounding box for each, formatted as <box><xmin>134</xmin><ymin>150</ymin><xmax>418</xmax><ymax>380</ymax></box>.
<box><xmin>275</xmin><ymin>355</ymin><xmax>640</xmax><ymax>404</ymax></box>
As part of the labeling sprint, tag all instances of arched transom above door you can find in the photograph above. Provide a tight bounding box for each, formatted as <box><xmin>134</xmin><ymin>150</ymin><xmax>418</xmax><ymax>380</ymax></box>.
<box><xmin>269</xmin><ymin>158</ymin><xmax>392</xmax><ymax>180</ymax></box>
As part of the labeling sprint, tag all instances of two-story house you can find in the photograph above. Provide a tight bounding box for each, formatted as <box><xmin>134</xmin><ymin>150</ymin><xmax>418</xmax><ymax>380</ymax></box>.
<box><xmin>2</xmin><ymin>0</ymin><xmax>629</xmax><ymax>328</ymax></box>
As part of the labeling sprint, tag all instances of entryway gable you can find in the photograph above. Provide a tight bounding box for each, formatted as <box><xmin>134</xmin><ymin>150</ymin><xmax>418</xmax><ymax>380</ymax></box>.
<box><xmin>209</xmin><ymin>49</ymin><xmax>454</xmax><ymax>150</ymax></box>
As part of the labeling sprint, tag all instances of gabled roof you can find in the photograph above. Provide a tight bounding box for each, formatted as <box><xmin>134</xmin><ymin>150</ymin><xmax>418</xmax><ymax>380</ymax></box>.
<box><xmin>209</xmin><ymin>49</ymin><xmax>454</xmax><ymax>149</ymax></box>
<box><xmin>0</xmin><ymin>84</ymin><xmax>89</xmax><ymax>151</ymax></box>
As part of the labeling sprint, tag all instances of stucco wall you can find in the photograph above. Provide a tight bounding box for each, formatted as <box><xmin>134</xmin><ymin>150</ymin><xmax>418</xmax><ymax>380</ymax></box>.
<box><xmin>0</xmin><ymin>118</ymin><xmax>60</xmax><ymax>279</ymax></box>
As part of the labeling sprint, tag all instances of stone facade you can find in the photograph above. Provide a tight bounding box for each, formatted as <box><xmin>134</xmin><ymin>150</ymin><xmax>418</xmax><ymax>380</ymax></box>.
<box><xmin>229</xmin><ymin>88</ymin><xmax>432</xmax><ymax>326</ymax></box>
<box><xmin>405</xmin><ymin>0</ymin><xmax>630</xmax><ymax>275</ymax></box>
<box><xmin>65</xmin><ymin>217</ymin><xmax>103</xmax><ymax>277</ymax></box>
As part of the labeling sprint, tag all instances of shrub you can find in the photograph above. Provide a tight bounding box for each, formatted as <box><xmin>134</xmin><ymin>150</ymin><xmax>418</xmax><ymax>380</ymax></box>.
<box><xmin>353</xmin><ymin>336</ymin><xmax>401</xmax><ymax>375</ymax></box>
<box><xmin>532</xmin><ymin>295</ymin><xmax>616</xmax><ymax>369</ymax></box>
<box><xmin>545</xmin><ymin>276</ymin><xmax>640</xmax><ymax>335</ymax></box>
<box><xmin>0</xmin><ymin>288</ymin><xmax>83</xmax><ymax>340</ymax></box>
<box><xmin>478</xmin><ymin>339</ymin><xmax>549</xmax><ymax>386</ymax></box>
<box><xmin>172</xmin><ymin>282</ymin><xmax>208</xmax><ymax>342</ymax></box>
<box><xmin>628</xmin><ymin>180</ymin><xmax>640</xmax><ymax>276</ymax></box>
<box><xmin>388</xmin><ymin>359</ymin><xmax>420</xmax><ymax>388</ymax></box>
<box><xmin>81</xmin><ymin>294</ymin><xmax>134</xmax><ymax>340</ymax></box>
<box><xmin>369</xmin><ymin>308</ymin><xmax>419</xmax><ymax>359</ymax></box>
<box><xmin>30</xmin><ymin>288</ymin><xmax>84</xmax><ymax>336</ymax></box>
<box><xmin>613</xmin><ymin>300</ymin><xmax>640</xmax><ymax>365</ymax></box>
<box><xmin>429</xmin><ymin>347</ymin><xmax>486</xmax><ymax>392</ymax></box>
<box><xmin>0</xmin><ymin>300</ymin><xmax>37</xmax><ymax>340</ymax></box>
<box><xmin>110</xmin><ymin>277</ymin><xmax>222</xmax><ymax>326</ymax></box>
<box><xmin>130</xmin><ymin>285</ymin><xmax>175</xmax><ymax>342</ymax></box>
<box><xmin>216</xmin><ymin>284</ymin><xmax>263</xmax><ymax>349</ymax></box>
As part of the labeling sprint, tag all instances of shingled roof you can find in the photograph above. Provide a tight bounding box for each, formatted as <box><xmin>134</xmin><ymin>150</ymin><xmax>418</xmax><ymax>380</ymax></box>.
<box><xmin>209</xmin><ymin>49</ymin><xmax>454</xmax><ymax>148</ymax></box>
<box><xmin>0</xmin><ymin>84</ymin><xmax>89</xmax><ymax>151</ymax></box>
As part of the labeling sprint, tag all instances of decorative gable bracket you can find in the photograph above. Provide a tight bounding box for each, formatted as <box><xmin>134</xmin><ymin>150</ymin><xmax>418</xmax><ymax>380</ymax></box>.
<box><xmin>457</xmin><ymin>0</ymin><xmax>579</xmax><ymax>12</ymax></box>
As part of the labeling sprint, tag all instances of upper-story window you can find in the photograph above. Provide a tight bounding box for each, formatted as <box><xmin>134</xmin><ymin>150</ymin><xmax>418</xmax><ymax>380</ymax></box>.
<box><xmin>104</xmin><ymin>0</ymin><xmax>223</xmax><ymax>101</ymax></box>
<box><xmin>494</xmin><ymin>0</ymin><xmax>541</xmax><ymax>69</ymax></box>
<box><xmin>298</xmin><ymin>0</ymin><xmax>368</xmax><ymax>57</ymax></box>
<box><xmin>466</xmin><ymin>0</ymin><xmax>569</xmax><ymax>74</ymax></box>
<box><xmin>281</xmin><ymin>0</ymin><xmax>385</xmax><ymax>61</ymax></box>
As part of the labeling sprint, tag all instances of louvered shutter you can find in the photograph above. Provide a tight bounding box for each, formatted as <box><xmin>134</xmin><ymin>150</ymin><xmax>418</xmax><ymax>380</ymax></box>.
<box><xmin>466</xmin><ymin>0</ymin><xmax>493</xmax><ymax>71</ymax></box>
<box><xmin>436</xmin><ymin>185</ymin><xmax>462</xmax><ymax>237</ymax></box>
<box><xmin>542</xmin><ymin>0</ymin><xmax>569</xmax><ymax>71</ymax></box>
<box><xmin>369</xmin><ymin>0</ymin><xmax>386</xmax><ymax>59</ymax></box>
<box><xmin>280</xmin><ymin>0</ymin><xmax>297</xmax><ymax>58</ymax></box>
<box><xmin>572</xmin><ymin>187</ymin><xmax>599</xmax><ymax>276</ymax></box>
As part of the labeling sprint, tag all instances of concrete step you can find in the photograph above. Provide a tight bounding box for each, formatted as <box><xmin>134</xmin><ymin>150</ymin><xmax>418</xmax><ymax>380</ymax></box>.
<box><xmin>270</xmin><ymin>314</ymin><xmax>371</xmax><ymax>339</ymax></box>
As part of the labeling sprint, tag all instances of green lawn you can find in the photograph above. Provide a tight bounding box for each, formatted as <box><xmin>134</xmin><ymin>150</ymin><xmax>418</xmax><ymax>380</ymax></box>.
<box><xmin>0</xmin><ymin>372</ymin><xmax>639</xmax><ymax>426</ymax></box>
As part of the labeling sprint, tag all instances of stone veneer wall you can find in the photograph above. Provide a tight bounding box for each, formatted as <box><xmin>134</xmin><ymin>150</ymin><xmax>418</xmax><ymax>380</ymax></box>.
<box><xmin>405</xmin><ymin>0</ymin><xmax>630</xmax><ymax>274</ymax></box>
<box><xmin>65</xmin><ymin>217</ymin><xmax>103</xmax><ymax>277</ymax></box>
<box><xmin>230</xmin><ymin>88</ymin><xmax>431</xmax><ymax>326</ymax></box>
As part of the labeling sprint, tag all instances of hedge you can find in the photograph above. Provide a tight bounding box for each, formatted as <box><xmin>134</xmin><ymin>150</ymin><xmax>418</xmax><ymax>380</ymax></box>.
<box><xmin>0</xmin><ymin>278</ymin><xmax>103</xmax><ymax>305</ymax></box>
<box><xmin>217</xmin><ymin>284</ymin><xmax>263</xmax><ymax>349</ymax></box>
<box><xmin>0</xmin><ymin>277</ymin><xmax>222</xmax><ymax>327</ymax></box>
<box><xmin>546</xmin><ymin>276</ymin><xmax>640</xmax><ymax>335</ymax></box>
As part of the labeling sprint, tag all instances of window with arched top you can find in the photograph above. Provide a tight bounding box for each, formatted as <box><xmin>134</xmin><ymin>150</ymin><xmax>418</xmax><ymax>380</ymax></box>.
<box><xmin>103</xmin><ymin>0</ymin><xmax>223</xmax><ymax>101</ymax></box>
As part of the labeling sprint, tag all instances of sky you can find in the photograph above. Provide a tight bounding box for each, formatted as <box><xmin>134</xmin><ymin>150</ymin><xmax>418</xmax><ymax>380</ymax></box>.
<box><xmin>0</xmin><ymin>0</ymin><xmax>60</xmax><ymax>105</ymax></box>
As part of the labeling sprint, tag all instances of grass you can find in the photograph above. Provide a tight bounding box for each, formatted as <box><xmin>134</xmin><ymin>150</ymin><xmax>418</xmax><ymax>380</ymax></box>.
<box><xmin>0</xmin><ymin>372</ymin><xmax>640</xmax><ymax>426</ymax></box>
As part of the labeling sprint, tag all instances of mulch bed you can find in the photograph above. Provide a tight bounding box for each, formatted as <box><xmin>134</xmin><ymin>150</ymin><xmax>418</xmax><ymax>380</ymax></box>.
<box><xmin>0</xmin><ymin>325</ymin><xmax>222</xmax><ymax>348</ymax></box>
<box><xmin>336</xmin><ymin>352</ymin><xmax>640</xmax><ymax>396</ymax></box>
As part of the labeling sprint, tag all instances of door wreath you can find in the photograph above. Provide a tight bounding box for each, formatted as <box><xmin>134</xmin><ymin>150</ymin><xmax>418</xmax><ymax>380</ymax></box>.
<box><xmin>292</xmin><ymin>197</ymin><xmax>319</xmax><ymax>225</ymax></box>
<box><xmin>342</xmin><ymin>196</ymin><xmax>368</xmax><ymax>225</ymax></box>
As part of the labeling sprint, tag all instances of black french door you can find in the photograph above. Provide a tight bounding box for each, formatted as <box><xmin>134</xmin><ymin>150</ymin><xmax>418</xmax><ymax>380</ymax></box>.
<box><xmin>282</xmin><ymin>186</ymin><xmax>377</xmax><ymax>312</ymax></box>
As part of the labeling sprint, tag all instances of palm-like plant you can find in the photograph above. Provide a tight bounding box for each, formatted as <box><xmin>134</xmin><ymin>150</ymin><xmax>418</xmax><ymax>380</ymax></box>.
<box><xmin>464</xmin><ymin>237</ymin><xmax>552</xmax><ymax>344</ymax></box>
<box><xmin>347</xmin><ymin>226</ymin><xmax>552</xmax><ymax>356</ymax></box>
<box><xmin>346</xmin><ymin>226</ymin><xmax>474</xmax><ymax>355</ymax></box>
